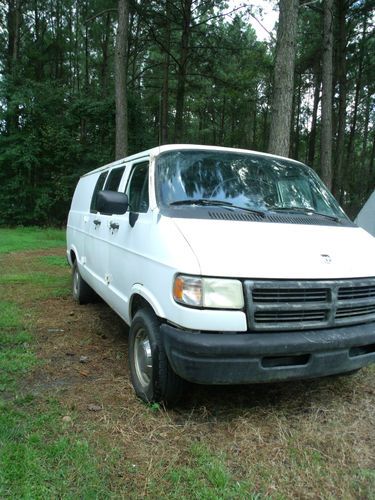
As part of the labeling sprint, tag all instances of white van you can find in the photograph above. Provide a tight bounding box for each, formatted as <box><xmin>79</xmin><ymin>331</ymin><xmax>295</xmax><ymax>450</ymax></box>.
<box><xmin>67</xmin><ymin>145</ymin><xmax>375</xmax><ymax>405</ymax></box>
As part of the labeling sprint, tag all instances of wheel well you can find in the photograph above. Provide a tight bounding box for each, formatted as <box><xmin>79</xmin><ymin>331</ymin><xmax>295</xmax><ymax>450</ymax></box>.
<box><xmin>130</xmin><ymin>294</ymin><xmax>156</xmax><ymax>321</ymax></box>
<box><xmin>70</xmin><ymin>250</ymin><xmax>77</xmax><ymax>264</ymax></box>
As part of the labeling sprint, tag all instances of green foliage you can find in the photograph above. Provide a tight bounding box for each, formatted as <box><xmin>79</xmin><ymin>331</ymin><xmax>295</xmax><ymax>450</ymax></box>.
<box><xmin>0</xmin><ymin>1</ymin><xmax>373</xmax><ymax>223</ymax></box>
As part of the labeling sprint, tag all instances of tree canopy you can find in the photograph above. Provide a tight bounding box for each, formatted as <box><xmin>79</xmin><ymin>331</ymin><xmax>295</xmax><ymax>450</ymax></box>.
<box><xmin>0</xmin><ymin>0</ymin><xmax>374</xmax><ymax>225</ymax></box>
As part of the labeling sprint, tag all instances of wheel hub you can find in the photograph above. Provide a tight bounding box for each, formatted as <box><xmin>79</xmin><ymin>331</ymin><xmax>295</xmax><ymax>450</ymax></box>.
<box><xmin>134</xmin><ymin>328</ymin><xmax>152</xmax><ymax>388</ymax></box>
<box><xmin>73</xmin><ymin>268</ymin><xmax>79</xmax><ymax>295</ymax></box>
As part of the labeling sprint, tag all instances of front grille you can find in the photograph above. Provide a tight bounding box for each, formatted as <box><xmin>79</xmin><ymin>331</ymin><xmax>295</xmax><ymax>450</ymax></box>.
<box><xmin>252</xmin><ymin>288</ymin><xmax>328</xmax><ymax>303</ymax></box>
<box><xmin>244</xmin><ymin>278</ymin><xmax>375</xmax><ymax>331</ymax></box>
<box><xmin>255</xmin><ymin>310</ymin><xmax>327</xmax><ymax>323</ymax></box>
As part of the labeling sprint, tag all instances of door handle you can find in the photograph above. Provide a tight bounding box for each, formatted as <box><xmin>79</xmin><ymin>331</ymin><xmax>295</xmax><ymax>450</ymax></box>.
<box><xmin>109</xmin><ymin>221</ymin><xmax>119</xmax><ymax>230</ymax></box>
<box><xmin>93</xmin><ymin>219</ymin><xmax>101</xmax><ymax>226</ymax></box>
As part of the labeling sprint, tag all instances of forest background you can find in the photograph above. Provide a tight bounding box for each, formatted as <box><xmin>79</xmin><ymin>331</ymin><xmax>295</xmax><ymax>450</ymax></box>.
<box><xmin>1</xmin><ymin>0</ymin><xmax>374</xmax><ymax>225</ymax></box>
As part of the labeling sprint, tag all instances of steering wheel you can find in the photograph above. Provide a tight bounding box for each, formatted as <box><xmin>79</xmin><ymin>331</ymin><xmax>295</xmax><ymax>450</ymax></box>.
<box><xmin>209</xmin><ymin>177</ymin><xmax>238</xmax><ymax>198</ymax></box>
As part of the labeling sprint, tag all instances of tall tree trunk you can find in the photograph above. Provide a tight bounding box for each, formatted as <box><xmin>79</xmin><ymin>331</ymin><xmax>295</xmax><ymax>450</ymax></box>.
<box><xmin>340</xmin><ymin>16</ymin><xmax>367</xmax><ymax>204</ymax></box>
<box><xmin>262</xmin><ymin>88</ymin><xmax>271</xmax><ymax>151</ymax></box>
<box><xmin>332</xmin><ymin>0</ymin><xmax>347</xmax><ymax>199</ymax></box>
<box><xmin>358</xmin><ymin>91</ymin><xmax>371</xmax><ymax>196</ymax></box>
<box><xmin>345</xmin><ymin>17</ymin><xmax>367</xmax><ymax>171</ymax></box>
<box><xmin>360</xmin><ymin>92</ymin><xmax>370</xmax><ymax>164</ymax></box>
<box><xmin>6</xmin><ymin>0</ymin><xmax>21</xmax><ymax>134</ymax></box>
<box><xmin>268</xmin><ymin>0</ymin><xmax>299</xmax><ymax>157</ymax></box>
<box><xmin>320</xmin><ymin>0</ymin><xmax>334</xmax><ymax>189</ymax></box>
<box><xmin>84</xmin><ymin>1</ymin><xmax>89</xmax><ymax>90</ymax></box>
<box><xmin>115</xmin><ymin>0</ymin><xmax>129</xmax><ymax>159</ymax></box>
<box><xmin>161</xmin><ymin>0</ymin><xmax>171</xmax><ymax>144</ymax></box>
<box><xmin>74</xmin><ymin>0</ymin><xmax>80</xmax><ymax>92</ymax></box>
<box><xmin>100</xmin><ymin>12</ymin><xmax>111</xmax><ymax>97</ymax></box>
<box><xmin>56</xmin><ymin>0</ymin><xmax>62</xmax><ymax>79</ymax></box>
<box><xmin>290</xmin><ymin>72</ymin><xmax>302</xmax><ymax>160</ymax></box>
<box><xmin>252</xmin><ymin>100</ymin><xmax>257</xmax><ymax>148</ymax></box>
<box><xmin>34</xmin><ymin>0</ymin><xmax>44</xmax><ymax>81</ymax></box>
<box><xmin>130</xmin><ymin>7</ymin><xmax>141</xmax><ymax>89</ymax></box>
<box><xmin>307</xmin><ymin>67</ymin><xmax>321</xmax><ymax>167</ymax></box>
<box><xmin>68</xmin><ymin>3</ymin><xmax>73</xmax><ymax>91</ymax></box>
<box><xmin>219</xmin><ymin>95</ymin><xmax>226</xmax><ymax>144</ymax></box>
<box><xmin>174</xmin><ymin>0</ymin><xmax>193</xmax><ymax>143</ymax></box>
<box><xmin>294</xmin><ymin>86</ymin><xmax>301</xmax><ymax>161</ymax></box>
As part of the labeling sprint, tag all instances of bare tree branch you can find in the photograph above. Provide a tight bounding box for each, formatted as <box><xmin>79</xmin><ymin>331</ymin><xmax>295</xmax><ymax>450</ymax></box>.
<box><xmin>247</xmin><ymin>11</ymin><xmax>276</xmax><ymax>42</ymax></box>
<box><xmin>85</xmin><ymin>8</ymin><xmax>118</xmax><ymax>24</ymax></box>
<box><xmin>192</xmin><ymin>4</ymin><xmax>248</xmax><ymax>29</ymax></box>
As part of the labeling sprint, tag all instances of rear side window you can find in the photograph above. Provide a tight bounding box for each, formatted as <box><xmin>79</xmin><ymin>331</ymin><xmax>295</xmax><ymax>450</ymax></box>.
<box><xmin>90</xmin><ymin>171</ymin><xmax>108</xmax><ymax>213</ymax></box>
<box><xmin>126</xmin><ymin>162</ymin><xmax>149</xmax><ymax>213</ymax></box>
<box><xmin>104</xmin><ymin>167</ymin><xmax>125</xmax><ymax>191</ymax></box>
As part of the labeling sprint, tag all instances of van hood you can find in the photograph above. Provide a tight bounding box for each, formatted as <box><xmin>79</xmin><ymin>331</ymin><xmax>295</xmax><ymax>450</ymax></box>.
<box><xmin>173</xmin><ymin>218</ymin><xmax>375</xmax><ymax>279</ymax></box>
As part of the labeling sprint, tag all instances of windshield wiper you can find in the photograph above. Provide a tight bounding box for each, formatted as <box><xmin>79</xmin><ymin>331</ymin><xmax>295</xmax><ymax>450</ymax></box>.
<box><xmin>268</xmin><ymin>206</ymin><xmax>340</xmax><ymax>222</ymax></box>
<box><xmin>169</xmin><ymin>199</ymin><xmax>265</xmax><ymax>216</ymax></box>
<box><xmin>169</xmin><ymin>198</ymin><xmax>233</xmax><ymax>207</ymax></box>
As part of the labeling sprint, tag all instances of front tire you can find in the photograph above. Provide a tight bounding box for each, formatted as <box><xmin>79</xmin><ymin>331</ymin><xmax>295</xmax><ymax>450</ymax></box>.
<box><xmin>72</xmin><ymin>261</ymin><xmax>96</xmax><ymax>304</ymax></box>
<box><xmin>129</xmin><ymin>308</ymin><xmax>185</xmax><ymax>406</ymax></box>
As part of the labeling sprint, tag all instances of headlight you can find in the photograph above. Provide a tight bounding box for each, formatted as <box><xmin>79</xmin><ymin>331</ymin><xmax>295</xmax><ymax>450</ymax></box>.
<box><xmin>173</xmin><ymin>275</ymin><xmax>244</xmax><ymax>309</ymax></box>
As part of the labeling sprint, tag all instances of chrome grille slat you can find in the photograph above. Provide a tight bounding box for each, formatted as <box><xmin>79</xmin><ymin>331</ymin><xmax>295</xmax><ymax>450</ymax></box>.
<box><xmin>244</xmin><ymin>278</ymin><xmax>375</xmax><ymax>332</ymax></box>
<box><xmin>253</xmin><ymin>288</ymin><xmax>328</xmax><ymax>303</ymax></box>
<box><xmin>336</xmin><ymin>305</ymin><xmax>375</xmax><ymax>318</ymax></box>
<box><xmin>338</xmin><ymin>286</ymin><xmax>375</xmax><ymax>300</ymax></box>
<box><xmin>255</xmin><ymin>311</ymin><xmax>326</xmax><ymax>322</ymax></box>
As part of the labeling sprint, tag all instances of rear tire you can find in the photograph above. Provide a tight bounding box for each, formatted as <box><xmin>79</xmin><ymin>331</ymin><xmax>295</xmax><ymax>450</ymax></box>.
<box><xmin>129</xmin><ymin>308</ymin><xmax>185</xmax><ymax>406</ymax></box>
<box><xmin>72</xmin><ymin>261</ymin><xmax>96</xmax><ymax>304</ymax></box>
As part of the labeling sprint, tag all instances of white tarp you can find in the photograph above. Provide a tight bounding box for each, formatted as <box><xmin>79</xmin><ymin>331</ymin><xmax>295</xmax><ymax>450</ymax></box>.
<box><xmin>355</xmin><ymin>191</ymin><xmax>375</xmax><ymax>237</ymax></box>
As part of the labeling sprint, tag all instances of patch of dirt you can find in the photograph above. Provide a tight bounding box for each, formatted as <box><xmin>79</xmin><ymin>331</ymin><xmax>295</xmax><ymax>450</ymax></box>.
<box><xmin>3</xmin><ymin>248</ymin><xmax>375</xmax><ymax>498</ymax></box>
<box><xmin>31</xmin><ymin>296</ymin><xmax>129</xmax><ymax>409</ymax></box>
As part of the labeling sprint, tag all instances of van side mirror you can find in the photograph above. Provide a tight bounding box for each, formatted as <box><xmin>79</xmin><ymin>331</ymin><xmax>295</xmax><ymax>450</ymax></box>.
<box><xmin>96</xmin><ymin>191</ymin><xmax>129</xmax><ymax>215</ymax></box>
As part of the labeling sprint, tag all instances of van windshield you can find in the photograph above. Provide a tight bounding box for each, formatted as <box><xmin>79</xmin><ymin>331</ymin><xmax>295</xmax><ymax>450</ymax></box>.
<box><xmin>156</xmin><ymin>150</ymin><xmax>347</xmax><ymax>219</ymax></box>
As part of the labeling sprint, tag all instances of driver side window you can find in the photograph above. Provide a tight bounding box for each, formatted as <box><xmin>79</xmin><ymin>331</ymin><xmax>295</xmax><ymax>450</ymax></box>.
<box><xmin>125</xmin><ymin>161</ymin><xmax>149</xmax><ymax>213</ymax></box>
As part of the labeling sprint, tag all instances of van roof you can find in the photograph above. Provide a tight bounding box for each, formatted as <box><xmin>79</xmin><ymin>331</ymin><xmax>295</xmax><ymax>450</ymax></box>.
<box><xmin>81</xmin><ymin>144</ymin><xmax>304</xmax><ymax>177</ymax></box>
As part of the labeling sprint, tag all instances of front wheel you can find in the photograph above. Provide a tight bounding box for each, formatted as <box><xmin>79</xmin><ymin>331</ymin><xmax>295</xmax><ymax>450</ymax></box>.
<box><xmin>128</xmin><ymin>308</ymin><xmax>185</xmax><ymax>406</ymax></box>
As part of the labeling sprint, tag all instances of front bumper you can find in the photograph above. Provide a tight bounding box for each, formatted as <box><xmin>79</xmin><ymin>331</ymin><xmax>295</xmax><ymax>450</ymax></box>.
<box><xmin>161</xmin><ymin>322</ymin><xmax>375</xmax><ymax>384</ymax></box>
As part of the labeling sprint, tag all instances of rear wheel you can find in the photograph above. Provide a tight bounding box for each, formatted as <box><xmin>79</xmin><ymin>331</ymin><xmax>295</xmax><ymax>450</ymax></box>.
<box><xmin>72</xmin><ymin>261</ymin><xmax>96</xmax><ymax>304</ymax></box>
<box><xmin>129</xmin><ymin>308</ymin><xmax>185</xmax><ymax>406</ymax></box>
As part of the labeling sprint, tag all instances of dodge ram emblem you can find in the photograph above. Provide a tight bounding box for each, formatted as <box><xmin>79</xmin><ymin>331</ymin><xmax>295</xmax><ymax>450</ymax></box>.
<box><xmin>321</xmin><ymin>254</ymin><xmax>332</xmax><ymax>264</ymax></box>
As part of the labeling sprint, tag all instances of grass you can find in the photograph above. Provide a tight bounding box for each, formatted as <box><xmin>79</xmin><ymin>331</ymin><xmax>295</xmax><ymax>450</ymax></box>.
<box><xmin>0</xmin><ymin>301</ymin><xmax>22</xmax><ymax>327</ymax></box>
<box><xmin>39</xmin><ymin>255</ymin><xmax>68</xmax><ymax>267</ymax></box>
<box><xmin>0</xmin><ymin>399</ymin><xmax>119</xmax><ymax>498</ymax></box>
<box><xmin>0</xmin><ymin>228</ymin><xmax>120</xmax><ymax>498</ymax></box>
<box><xmin>0</xmin><ymin>230</ymin><xmax>71</xmax><ymax>301</ymax></box>
<box><xmin>151</xmin><ymin>443</ymin><xmax>258</xmax><ymax>499</ymax></box>
<box><xmin>0</xmin><ymin>227</ymin><xmax>65</xmax><ymax>254</ymax></box>
<box><xmin>0</xmin><ymin>301</ymin><xmax>35</xmax><ymax>392</ymax></box>
<box><xmin>0</xmin><ymin>227</ymin><xmax>374</xmax><ymax>499</ymax></box>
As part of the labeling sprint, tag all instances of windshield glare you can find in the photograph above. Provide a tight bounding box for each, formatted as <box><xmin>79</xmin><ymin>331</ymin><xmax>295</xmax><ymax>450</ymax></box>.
<box><xmin>156</xmin><ymin>150</ymin><xmax>346</xmax><ymax>218</ymax></box>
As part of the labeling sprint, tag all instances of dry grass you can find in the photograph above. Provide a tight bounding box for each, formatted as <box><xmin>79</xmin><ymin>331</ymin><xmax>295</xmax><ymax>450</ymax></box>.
<box><xmin>1</xmin><ymin>246</ymin><xmax>375</xmax><ymax>498</ymax></box>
